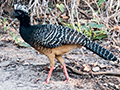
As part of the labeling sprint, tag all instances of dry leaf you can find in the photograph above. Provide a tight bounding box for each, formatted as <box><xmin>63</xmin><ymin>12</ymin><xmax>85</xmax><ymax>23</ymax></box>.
<box><xmin>113</xmin><ymin>25</ymin><xmax>120</xmax><ymax>30</ymax></box>
<box><xmin>83</xmin><ymin>64</ymin><xmax>91</xmax><ymax>72</ymax></box>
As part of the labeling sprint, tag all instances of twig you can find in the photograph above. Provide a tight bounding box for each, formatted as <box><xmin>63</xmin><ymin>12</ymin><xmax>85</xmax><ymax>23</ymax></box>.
<box><xmin>28</xmin><ymin>0</ymin><xmax>58</xmax><ymax>25</ymax></box>
<box><xmin>106</xmin><ymin>9</ymin><xmax>120</xmax><ymax>20</ymax></box>
<box><xmin>83</xmin><ymin>0</ymin><xmax>100</xmax><ymax>20</ymax></box>
<box><xmin>0</xmin><ymin>0</ymin><xmax>8</xmax><ymax>15</ymax></box>
<box><xmin>109</xmin><ymin>0</ymin><xmax>114</xmax><ymax>15</ymax></box>
<box><xmin>77</xmin><ymin>8</ymin><xmax>92</xmax><ymax>19</ymax></box>
<box><xmin>66</xmin><ymin>65</ymin><xmax>89</xmax><ymax>75</ymax></box>
<box><xmin>66</xmin><ymin>65</ymin><xmax>120</xmax><ymax>76</ymax></box>
<box><xmin>92</xmin><ymin>72</ymin><xmax>120</xmax><ymax>76</ymax></box>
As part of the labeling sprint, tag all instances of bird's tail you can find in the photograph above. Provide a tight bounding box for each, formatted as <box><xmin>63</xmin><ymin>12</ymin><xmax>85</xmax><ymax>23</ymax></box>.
<box><xmin>80</xmin><ymin>35</ymin><xmax>119</xmax><ymax>63</ymax></box>
<box><xmin>65</xmin><ymin>29</ymin><xmax>119</xmax><ymax>63</ymax></box>
<box><xmin>64</xmin><ymin>28</ymin><xmax>119</xmax><ymax>63</ymax></box>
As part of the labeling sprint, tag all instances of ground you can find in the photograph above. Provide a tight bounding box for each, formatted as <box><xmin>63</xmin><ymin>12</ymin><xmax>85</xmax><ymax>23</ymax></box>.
<box><xmin>0</xmin><ymin>26</ymin><xmax>120</xmax><ymax>90</ymax></box>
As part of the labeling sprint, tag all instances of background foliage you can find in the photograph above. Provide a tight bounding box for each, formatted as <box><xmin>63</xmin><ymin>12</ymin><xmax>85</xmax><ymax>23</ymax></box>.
<box><xmin>0</xmin><ymin>0</ymin><xmax>120</xmax><ymax>47</ymax></box>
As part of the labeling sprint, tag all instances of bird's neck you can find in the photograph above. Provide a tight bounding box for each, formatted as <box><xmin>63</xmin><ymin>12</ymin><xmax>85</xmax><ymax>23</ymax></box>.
<box><xmin>19</xmin><ymin>16</ymin><xmax>30</xmax><ymax>27</ymax></box>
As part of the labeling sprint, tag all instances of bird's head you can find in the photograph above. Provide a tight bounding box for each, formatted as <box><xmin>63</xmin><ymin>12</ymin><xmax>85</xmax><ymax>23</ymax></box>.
<box><xmin>11</xmin><ymin>4</ymin><xmax>30</xmax><ymax>20</ymax></box>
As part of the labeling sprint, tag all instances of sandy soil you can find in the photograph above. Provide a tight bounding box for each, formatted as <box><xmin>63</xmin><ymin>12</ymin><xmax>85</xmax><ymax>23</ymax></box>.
<box><xmin>0</xmin><ymin>26</ymin><xmax>120</xmax><ymax>90</ymax></box>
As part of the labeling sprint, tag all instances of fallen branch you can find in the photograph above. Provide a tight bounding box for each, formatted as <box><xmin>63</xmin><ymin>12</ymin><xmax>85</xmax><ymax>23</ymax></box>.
<box><xmin>92</xmin><ymin>72</ymin><xmax>120</xmax><ymax>76</ymax></box>
<box><xmin>66</xmin><ymin>65</ymin><xmax>120</xmax><ymax>77</ymax></box>
<box><xmin>66</xmin><ymin>65</ymin><xmax>89</xmax><ymax>75</ymax></box>
<box><xmin>77</xmin><ymin>8</ymin><xmax>93</xmax><ymax>19</ymax></box>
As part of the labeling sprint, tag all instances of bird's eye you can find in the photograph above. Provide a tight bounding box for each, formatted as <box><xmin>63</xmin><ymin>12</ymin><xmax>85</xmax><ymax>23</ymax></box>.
<box><xmin>16</xmin><ymin>11</ymin><xmax>21</xmax><ymax>15</ymax></box>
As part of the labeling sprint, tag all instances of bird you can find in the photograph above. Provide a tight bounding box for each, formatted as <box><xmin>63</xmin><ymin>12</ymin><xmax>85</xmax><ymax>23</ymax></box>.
<box><xmin>11</xmin><ymin>4</ymin><xmax>119</xmax><ymax>84</ymax></box>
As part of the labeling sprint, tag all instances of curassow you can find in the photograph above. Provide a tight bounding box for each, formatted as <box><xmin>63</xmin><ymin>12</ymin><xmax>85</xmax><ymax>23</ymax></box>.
<box><xmin>11</xmin><ymin>4</ymin><xmax>119</xmax><ymax>84</ymax></box>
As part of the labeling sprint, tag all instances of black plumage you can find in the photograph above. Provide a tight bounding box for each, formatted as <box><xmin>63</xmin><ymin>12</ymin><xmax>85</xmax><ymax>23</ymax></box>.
<box><xmin>11</xmin><ymin>4</ymin><xmax>119</xmax><ymax>84</ymax></box>
<box><xmin>11</xmin><ymin>4</ymin><xmax>119</xmax><ymax>63</ymax></box>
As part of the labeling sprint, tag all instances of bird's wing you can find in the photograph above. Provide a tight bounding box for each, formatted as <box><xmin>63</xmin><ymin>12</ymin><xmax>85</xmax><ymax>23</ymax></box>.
<box><xmin>32</xmin><ymin>24</ymin><xmax>65</xmax><ymax>48</ymax></box>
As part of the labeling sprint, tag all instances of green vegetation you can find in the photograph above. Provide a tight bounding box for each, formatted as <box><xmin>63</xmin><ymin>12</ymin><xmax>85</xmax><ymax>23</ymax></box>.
<box><xmin>0</xmin><ymin>17</ymin><xmax>30</xmax><ymax>47</ymax></box>
<box><xmin>56</xmin><ymin>3</ymin><xmax>65</xmax><ymax>13</ymax></box>
<box><xmin>10</xmin><ymin>32</ymin><xmax>30</xmax><ymax>48</ymax></box>
<box><xmin>97</xmin><ymin>0</ymin><xmax>104</xmax><ymax>6</ymax></box>
<box><xmin>1</xmin><ymin>0</ymin><xmax>119</xmax><ymax>47</ymax></box>
<box><xmin>4</xmin><ymin>18</ymin><xmax>7</xmax><ymax>31</ymax></box>
<box><xmin>63</xmin><ymin>21</ymin><xmax>108</xmax><ymax>40</ymax></box>
<box><xmin>56</xmin><ymin>2</ymin><xmax>108</xmax><ymax>40</ymax></box>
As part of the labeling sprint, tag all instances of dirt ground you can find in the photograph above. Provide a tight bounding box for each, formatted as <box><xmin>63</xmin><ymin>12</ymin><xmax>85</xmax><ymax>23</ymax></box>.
<box><xmin>0</xmin><ymin>26</ymin><xmax>120</xmax><ymax>90</ymax></box>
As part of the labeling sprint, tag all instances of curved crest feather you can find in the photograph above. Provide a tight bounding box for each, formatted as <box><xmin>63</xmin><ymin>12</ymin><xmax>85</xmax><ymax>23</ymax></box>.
<box><xmin>14</xmin><ymin>4</ymin><xmax>29</xmax><ymax>14</ymax></box>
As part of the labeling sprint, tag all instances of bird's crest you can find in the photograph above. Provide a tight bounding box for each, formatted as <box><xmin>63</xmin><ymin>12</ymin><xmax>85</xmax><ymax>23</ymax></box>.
<box><xmin>14</xmin><ymin>4</ymin><xmax>29</xmax><ymax>14</ymax></box>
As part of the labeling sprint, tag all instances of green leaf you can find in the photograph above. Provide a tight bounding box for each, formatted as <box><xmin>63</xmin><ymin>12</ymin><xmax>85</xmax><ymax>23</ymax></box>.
<box><xmin>59</xmin><ymin>18</ymin><xmax>63</xmax><ymax>22</ymax></box>
<box><xmin>64</xmin><ymin>23</ymin><xmax>74</xmax><ymax>29</ymax></box>
<box><xmin>89</xmin><ymin>23</ymin><xmax>104</xmax><ymax>29</ymax></box>
<box><xmin>56</xmin><ymin>4</ymin><xmax>64</xmax><ymax>12</ymax></box>
<box><xmin>81</xmin><ymin>26</ymin><xmax>89</xmax><ymax>30</ymax></box>
<box><xmin>10</xmin><ymin>32</ymin><xmax>15</xmax><ymax>38</ymax></box>
<box><xmin>14</xmin><ymin>37</ymin><xmax>18</xmax><ymax>44</ymax></box>
<box><xmin>4</xmin><ymin>18</ymin><xmax>7</xmax><ymax>31</ymax></box>
<box><xmin>4</xmin><ymin>26</ymin><xmax>7</xmax><ymax>31</ymax></box>
<box><xmin>10</xmin><ymin>31</ymin><xmax>30</xmax><ymax>48</ymax></box>
<box><xmin>97</xmin><ymin>0</ymin><xmax>104</xmax><ymax>6</ymax></box>
<box><xmin>4</xmin><ymin>18</ymin><xmax>7</xmax><ymax>23</ymax></box>
<box><xmin>88</xmin><ymin>23</ymin><xmax>97</xmax><ymax>28</ymax></box>
<box><xmin>93</xmin><ymin>29</ymin><xmax>108</xmax><ymax>40</ymax></box>
<box><xmin>95</xmin><ymin>34</ymin><xmax>107</xmax><ymax>39</ymax></box>
<box><xmin>96</xmin><ymin>24</ymin><xmax>104</xmax><ymax>29</ymax></box>
<box><xmin>19</xmin><ymin>41</ymin><xmax>30</xmax><ymax>47</ymax></box>
<box><xmin>10</xmin><ymin>31</ymin><xmax>18</xmax><ymax>43</ymax></box>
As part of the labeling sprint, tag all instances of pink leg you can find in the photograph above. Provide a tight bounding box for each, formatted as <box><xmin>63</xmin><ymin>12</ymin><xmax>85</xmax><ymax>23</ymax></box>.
<box><xmin>46</xmin><ymin>66</ymin><xmax>54</xmax><ymax>84</ymax></box>
<box><xmin>63</xmin><ymin>63</ymin><xmax>69</xmax><ymax>80</ymax></box>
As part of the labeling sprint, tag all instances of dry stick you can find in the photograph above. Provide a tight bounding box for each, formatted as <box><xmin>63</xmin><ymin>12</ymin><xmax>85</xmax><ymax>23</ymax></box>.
<box><xmin>77</xmin><ymin>8</ymin><xmax>92</xmax><ymax>19</ymax></box>
<box><xmin>29</xmin><ymin>0</ymin><xmax>58</xmax><ymax>25</ymax></box>
<box><xmin>66</xmin><ymin>65</ymin><xmax>120</xmax><ymax>76</ymax></box>
<box><xmin>84</xmin><ymin>0</ymin><xmax>100</xmax><ymax>20</ymax></box>
<box><xmin>105</xmin><ymin>9</ymin><xmax>120</xmax><ymax>21</ymax></box>
<box><xmin>109</xmin><ymin>0</ymin><xmax>114</xmax><ymax>15</ymax></box>
<box><xmin>103</xmin><ymin>7</ymin><xmax>120</xmax><ymax>26</ymax></box>
<box><xmin>116</xmin><ymin>0</ymin><xmax>120</xmax><ymax>11</ymax></box>
<box><xmin>64</xmin><ymin>0</ymin><xmax>76</xmax><ymax>30</ymax></box>
<box><xmin>66</xmin><ymin>65</ymin><xmax>89</xmax><ymax>75</ymax></box>
<box><xmin>94</xmin><ymin>0</ymin><xmax>104</xmax><ymax>22</ymax></box>
<box><xmin>0</xmin><ymin>15</ymin><xmax>18</xmax><ymax>31</ymax></box>
<box><xmin>0</xmin><ymin>0</ymin><xmax>8</xmax><ymax>15</ymax></box>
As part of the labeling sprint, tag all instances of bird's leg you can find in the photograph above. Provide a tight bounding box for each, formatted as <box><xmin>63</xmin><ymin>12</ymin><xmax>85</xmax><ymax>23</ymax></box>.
<box><xmin>55</xmin><ymin>55</ymin><xmax>69</xmax><ymax>81</ymax></box>
<box><xmin>63</xmin><ymin>63</ymin><xmax>69</xmax><ymax>80</ymax></box>
<box><xmin>45</xmin><ymin>54</ymin><xmax>55</xmax><ymax>84</ymax></box>
<box><xmin>46</xmin><ymin>66</ymin><xmax>54</xmax><ymax>84</ymax></box>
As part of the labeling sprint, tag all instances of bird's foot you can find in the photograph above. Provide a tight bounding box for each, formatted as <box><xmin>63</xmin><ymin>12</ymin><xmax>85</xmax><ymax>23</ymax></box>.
<box><xmin>63</xmin><ymin>77</ymin><xmax>71</xmax><ymax>82</ymax></box>
<box><xmin>42</xmin><ymin>81</ymin><xmax>49</xmax><ymax>84</ymax></box>
<box><xmin>42</xmin><ymin>79</ymin><xmax>53</xmax><ymax>84</ymax></box>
